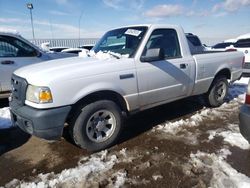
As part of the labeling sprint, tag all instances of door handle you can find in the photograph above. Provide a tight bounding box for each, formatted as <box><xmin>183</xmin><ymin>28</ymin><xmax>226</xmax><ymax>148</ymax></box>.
<box><xmin>1</xmin><ymin>60</ymin><xmax>15</xmax><ymax>65</ymax></box>
<box><xmin>180</xmin><ymin>64</ymin><xmax>187</xmax><ymax>69</ymax></box>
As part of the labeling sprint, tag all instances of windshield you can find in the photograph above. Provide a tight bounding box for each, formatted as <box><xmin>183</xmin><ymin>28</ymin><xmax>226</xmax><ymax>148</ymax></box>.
<box><xmin>93</xmin><ymin>26</ymin><xmax>148</xmax><ymax>57</ymax></box>
<box><xmin>234</xmin><ymin>39</ymin><xmax>250</xmax><ymax>48</ymax></box>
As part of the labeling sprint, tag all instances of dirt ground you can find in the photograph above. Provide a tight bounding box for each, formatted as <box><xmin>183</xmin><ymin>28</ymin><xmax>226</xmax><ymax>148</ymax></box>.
<box><xmin>0</xmin><ymin>91</ymin><xmax>250</xmax><ymax>187</ymax></box>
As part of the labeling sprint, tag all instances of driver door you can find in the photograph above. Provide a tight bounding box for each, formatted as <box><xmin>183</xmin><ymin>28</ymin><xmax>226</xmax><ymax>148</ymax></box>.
<box><xmin>136</xmin><ymin>29</ymin><xmax>193</xmax><ymax>107</ymax></box>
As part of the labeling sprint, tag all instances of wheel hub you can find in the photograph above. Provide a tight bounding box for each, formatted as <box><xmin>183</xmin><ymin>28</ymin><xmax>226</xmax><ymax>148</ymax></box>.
<box><xmin>215</xmin><ymin>81</ymin><xmax>227</xmax><ymax>100</ymax></box>
<box><xmin>86</xmin><ymin>110</ymin><xmax>116</xmax><ymax>143</ymax></box>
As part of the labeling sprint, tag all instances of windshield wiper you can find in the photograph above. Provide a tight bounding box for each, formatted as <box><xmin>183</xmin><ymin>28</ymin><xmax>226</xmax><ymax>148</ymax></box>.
<box><xmin>108</xmin><ymin>51</ymin><xmax>121</xmax><ymax>59</ymax></box>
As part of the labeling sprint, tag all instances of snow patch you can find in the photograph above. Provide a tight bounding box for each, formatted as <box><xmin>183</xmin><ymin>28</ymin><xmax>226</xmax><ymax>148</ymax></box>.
<box><xmin>234</xmin><ymin>77</ymin><xmax>249</xmax><ymax>85</ymax></box>
<box><xmin>189</xmin><ymin>149</ymin><xmax>250</xmax><ymax>188</ymax></box>
<box><xmin>86</xmin><ymin>50</ymin><xmax>129</xmax><ymax>60</ymax></box>
<box><xmin>112</xmin><ymin>171</ymin><xmax>127</xmax><ymax>188</ymax></box>
<box><xmin>155</xmin><ymin>105</ymin><xmax>233</xmax><ymax>135</ymax></box>
<box><xmin>0</xmin><ymin>107</ymin><xmax>12</xmax><ymax>129</ymax></box>
<box><xmin>207</xmin><ymin>124</ymin><xmax>249</xmax><ymax>150</ymax></box>
<box><xmin>5</xmin><ymin>150</ymin><xmax>120</xmax><ymax>188</ymax></box>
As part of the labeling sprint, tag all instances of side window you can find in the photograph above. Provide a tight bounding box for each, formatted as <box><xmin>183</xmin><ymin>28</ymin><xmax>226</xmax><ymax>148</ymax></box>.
<box><xmin>0</xmin><ymin>38</ymin><xmax>18</xmax><ymax>57</ymax></box>
<box><xmin>234</xmin><ymin>39</ymin><xmax>250</xmax><ymax>48</ymax></box>
<box><xmin>0</xmin><ymin>35</ymin><xmax>37</xmax><ymax>57</ymax></box>
<box><xmin>143</xmin><ymin>29</ymin><xmax>181</xmax><ymax>59</ymax></box>
<box><xmin>186</xmin><ymin>36</ymin><xmax>202</xmax><ymax>47</ymax></box>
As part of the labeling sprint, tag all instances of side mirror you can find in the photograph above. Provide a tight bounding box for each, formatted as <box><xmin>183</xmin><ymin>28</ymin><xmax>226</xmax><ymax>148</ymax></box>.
<box><xmin>36</xmin><ymin>50</ymin><xmax>42</xmax><ymax>57</ymax></box>
<box><xmin>140</xmin><ymin>48</ymin><xmax>165</xmax><ymax>62</ymax></box>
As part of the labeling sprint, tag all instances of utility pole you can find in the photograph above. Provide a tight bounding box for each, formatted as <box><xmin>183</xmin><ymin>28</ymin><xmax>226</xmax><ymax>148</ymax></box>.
<box><xmin>78</xmin><ymin>11</ymin><xmax>83</xmax><ymax>47</ymax></box>
<box><xmin>27</xmin><ymin>3</ymin><xmax>35</xmax><ymax>39</ymax></box>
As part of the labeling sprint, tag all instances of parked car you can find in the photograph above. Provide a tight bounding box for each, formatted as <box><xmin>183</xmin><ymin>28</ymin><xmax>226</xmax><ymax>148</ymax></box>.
<box><xmin>10</xmin><ymin>24</ymin><xmax>243</xmax><ymax>151</ymax></box>
<box><xmin>0</xmin><ymin>31</ymin><xmax>76</xmax><ymax>98</ymax></box>
<box><xmin>210</xmin><ymin>42</ymin><xmax>235</xmax><ymax>51</ymax></box>
<box><xmin>239</xmin><ymin>79</ymin><xmax>250</xmax><ymax>142</ymax></box>
<box><xmin>61</xmin><ymin>48</ymin><xmax>89</xmax><ymax>54</ymax></box>
<box><xmin>49</xmin><ymin>47</ymin><xmax>69</xmax><ymax>52</ymax></box>
<box><xmin>232</xmin><ymin>33</ymin><xmax>250</xmax><ymax>77</ymax></box>
<box><xmin>79</xmin><ymin>44</ymin><xmax>94</xmax><ymax>51</ymax></box>
<box><xmin>185</xmin><ymin>33</ymin><xmax>205</xmax><ymax>54</ymax></box>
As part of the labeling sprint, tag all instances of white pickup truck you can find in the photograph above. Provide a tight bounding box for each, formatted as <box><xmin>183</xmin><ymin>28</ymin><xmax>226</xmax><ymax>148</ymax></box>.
<box><xmin>10</xmin><ymin>24</ymin><xmax>244</xmax><ymax>151</ymax></box>
<box><xmin>0</xmin><ymin>31</ymin><xmax>75</xmax><ymax>98</ymax></box>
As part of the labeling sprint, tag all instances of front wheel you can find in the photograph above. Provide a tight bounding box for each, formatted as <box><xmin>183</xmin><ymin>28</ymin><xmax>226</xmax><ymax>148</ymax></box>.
<box><xmin>70</xmin><ymin>100</ymin><xmax>123</xmax><ymax>152</ymax></box>
<box><xmin>206</xmin><ymin>76</ymin><xmax>229</xmax><ymax>107</ymax></box>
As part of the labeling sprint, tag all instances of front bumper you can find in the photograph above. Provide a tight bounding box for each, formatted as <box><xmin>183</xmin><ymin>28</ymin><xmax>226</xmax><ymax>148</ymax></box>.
<box><xmin>10</xmin><ymin>101</ymin><xmax>71</xmax><ymax>140</ymax></box>
<box><xmin>239</xmin><ymin>105</ymin><xmax>250</xmax><ymax>143</ymax></box>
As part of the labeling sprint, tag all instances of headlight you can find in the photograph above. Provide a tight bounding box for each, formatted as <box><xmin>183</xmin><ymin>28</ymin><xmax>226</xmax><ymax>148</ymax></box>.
<box><xmin>26</xmin><ymin>85</ymin><xmax>53</xmax><ymax>104</ymax></box>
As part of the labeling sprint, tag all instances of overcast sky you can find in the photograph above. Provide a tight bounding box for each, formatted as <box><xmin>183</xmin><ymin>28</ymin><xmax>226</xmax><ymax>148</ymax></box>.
<box><xmin>0</xmin><ymin>0</ymin><xmax>249</xmax><ymax>44</ymax></box>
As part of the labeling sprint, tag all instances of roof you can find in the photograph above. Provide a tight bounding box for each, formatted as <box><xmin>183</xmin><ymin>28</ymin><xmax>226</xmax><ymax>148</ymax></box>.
<box><xmin>0</xmin><ymin>29</ymin><xmax>19</xmax><ymax>36</ymax></box>
<box><xmin>111</xmin><ymin>24</ymin><xmax>180</xmax><ymax>31</ymax></box>
<box><xmin>237</xmin><ymin>33</ymin><xmax>250</xmax><ymax>40</ymax></box>
<box><xmin>224</xmin><ymin>38</ymin><xmax>237</xmax><ymax>43</ymax></box>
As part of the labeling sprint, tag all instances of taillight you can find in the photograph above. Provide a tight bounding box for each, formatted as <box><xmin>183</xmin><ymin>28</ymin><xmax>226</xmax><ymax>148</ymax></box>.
<box><xmin>246</xmin><ymin>94</ymin><xmax>250</xmax><ymax>105</ymax></box>
<box><xmin>246</xmin><ymin>81</ymin><xmax>250</xmax><ymax>105</ymax></box>
<box><xmin>226</xmin><ymin>48</ymin><xmax>237</xmax><ymax>52</ymax></box>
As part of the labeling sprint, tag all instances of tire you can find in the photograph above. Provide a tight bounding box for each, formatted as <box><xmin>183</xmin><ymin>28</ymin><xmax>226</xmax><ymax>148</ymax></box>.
<box><xmin>206</xmin><ymin>76</ymin><xmax>229</xmax><ymax>107</ymax></box>
<box><xmin>70</xmin><ymin>100</ymin><xmax>123</xmax><ymax>152</ymax></box>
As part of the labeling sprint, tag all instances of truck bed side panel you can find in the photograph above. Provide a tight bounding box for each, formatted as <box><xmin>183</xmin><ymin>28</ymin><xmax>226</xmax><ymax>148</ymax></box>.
<box><xmin>192</xmin><ymin>51</ymin><xmax>243</xmax><ymax>95</ymax></box>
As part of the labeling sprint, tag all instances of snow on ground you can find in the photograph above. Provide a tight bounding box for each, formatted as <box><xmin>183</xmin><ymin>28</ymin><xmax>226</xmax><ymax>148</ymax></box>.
<box><xmin>4</xmin><ymin>150</ymin><xmax>127</xmax><ymax>188</ymax></box>
<box><xmin>208</xmin><ymin>123</ymin><xmax>250</xmax><ymax>150</ymax></box>
<box><xmin>189</xmin><ymin>149</ymin><xmax>250</xmax><ymax>188</ymax></box>
<box><xmin>0</xmin><ymin>107</ymin><xmax>12</xmax><ymax>129</ymax></box>
<box><xmin>234</xmin><ymin>77</ymin><xmax>249</xmax><ymax>85</ymax></box>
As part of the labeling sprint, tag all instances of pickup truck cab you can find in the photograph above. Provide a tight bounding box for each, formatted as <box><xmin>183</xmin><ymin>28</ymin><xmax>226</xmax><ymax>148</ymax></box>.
<box><xmin>10</xmin><ymin>24</ymin><xmax>244</xmax><ymax>151</ymax></box>
<box><xmin>0</xmin><ymin>31</ymin><xmax>75</xmax><ymax>98</ymax></box>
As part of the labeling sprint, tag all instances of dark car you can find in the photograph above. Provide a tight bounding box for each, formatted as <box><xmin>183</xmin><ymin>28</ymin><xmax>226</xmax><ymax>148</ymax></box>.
<box><xmin>211</xmin><ymin>42</ymin><xmax>235</xmax><ymax>50</ymax></box>
<box><xmin>239</xmin><ymin>80</ymin><xmax>250</xmax><ymax>142</ymax></box>
<box><xmin>79</xmin><ymin>44</ymin><xmax>94</xmax><ymax>51</ymax></box>
<box><xmin>49</xmin><ymin>47</ymin><xmax>68</xmax><ymax>52</ymax></box>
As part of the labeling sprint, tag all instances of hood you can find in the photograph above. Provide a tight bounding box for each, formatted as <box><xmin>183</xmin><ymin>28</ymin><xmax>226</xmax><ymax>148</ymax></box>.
<box><xmin>14</xmin><ymin>55</ymin><xmax>134</xmax><ymax>86</ymax></box>
<box><xmin>43</xmin><ymin>52</ymin><xmax>77</xmax><ymax>60</ymax></box>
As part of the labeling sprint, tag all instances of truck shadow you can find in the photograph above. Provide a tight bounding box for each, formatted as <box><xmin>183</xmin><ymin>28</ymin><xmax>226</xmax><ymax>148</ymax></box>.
<box><xmin>118</xmin><ymin>83</ymin><xmax>247</xmax><ymax>146</ymax></box>
<box><xmin>118</xmin><ymin>96</ymin><xmax>204</xmax><ymax>145</ymax></box>
<box><xmin>0</xmin><ymin>127</ymin><xmax>31</xmax><ymax>155</ymax></box>
<box><xmin>0</xmin><ymin>99</ymin><xmax>9</xmax><ymax>108</ymax></box>
<box><xmin>0</xmin><ymin>99</ymin><xmax>31</xmax><ymax>155</ymax></box>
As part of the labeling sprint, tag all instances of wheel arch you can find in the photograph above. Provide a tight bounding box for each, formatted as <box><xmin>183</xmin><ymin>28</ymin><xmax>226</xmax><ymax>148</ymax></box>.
<box><xmin>214</xmin><ymin>68</ymin><xmax>231</xmax><ymax>80</ymax></box>
<box><xmin>67</xmin><ymin>90</ymin><xmax>128</xmax><ymax>122</ymax></box>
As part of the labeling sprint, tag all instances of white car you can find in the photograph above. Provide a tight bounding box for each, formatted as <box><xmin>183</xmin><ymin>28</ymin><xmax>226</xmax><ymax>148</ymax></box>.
<box><xmin>0</xmin><ymin>31</ymin><xmax>76</xmax><ymax>98</ymax></box>
<box><xmin>233</xmin><ymin>33</ymin><xmax>250</xmax><ymax>76</ymax></box>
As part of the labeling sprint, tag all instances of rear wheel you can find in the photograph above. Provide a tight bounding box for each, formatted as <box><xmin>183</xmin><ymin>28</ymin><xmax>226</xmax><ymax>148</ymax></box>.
<box><xmin>206</xmin><ymin>76</ymin><xmax>229</xmax><ymax>107</ymax></box>
<box><xmin>70</xmin><ymin>100</ymin><xmax>123</xmax><ymax>151</ymax></box>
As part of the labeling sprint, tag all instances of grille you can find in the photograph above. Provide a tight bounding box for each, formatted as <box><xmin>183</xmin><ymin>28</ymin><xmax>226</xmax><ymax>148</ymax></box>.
<box><xmin>11</xmin><ymin>74</ymin><xmax>28</xmax><ymax>105</ymax></box>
